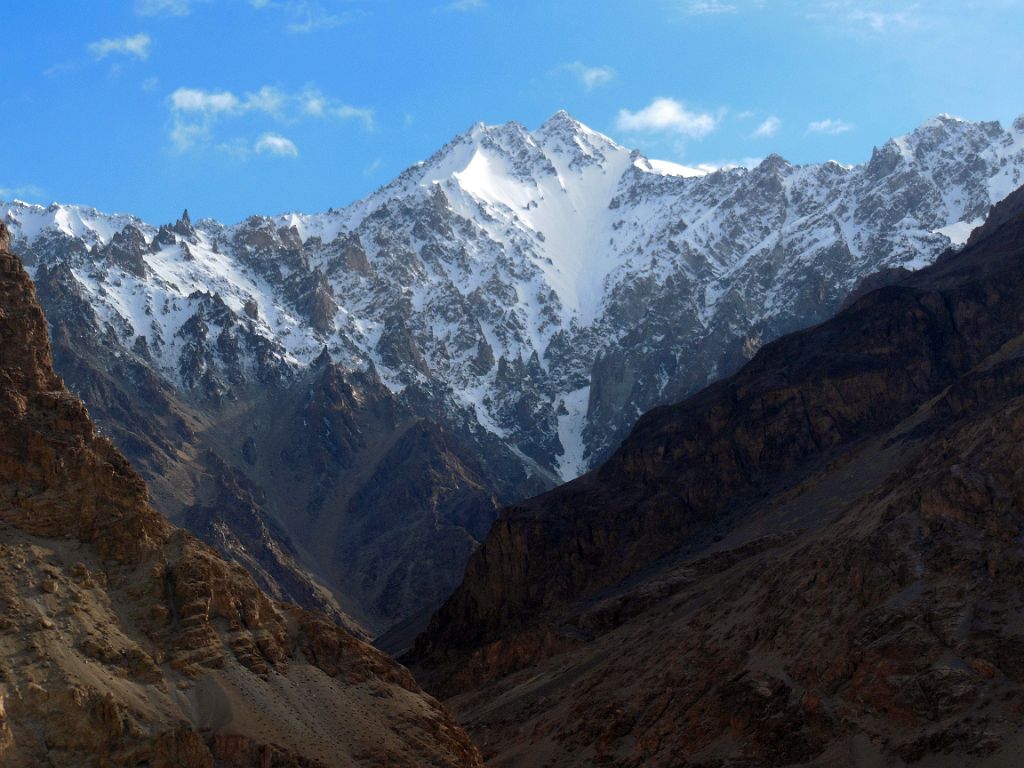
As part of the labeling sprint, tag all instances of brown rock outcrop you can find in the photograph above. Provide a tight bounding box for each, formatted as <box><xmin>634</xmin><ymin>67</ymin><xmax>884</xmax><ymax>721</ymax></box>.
<box><xmin>0</xmin><ymin>247</ymin><xmax>482</xmax><ymax>766</ymax></box>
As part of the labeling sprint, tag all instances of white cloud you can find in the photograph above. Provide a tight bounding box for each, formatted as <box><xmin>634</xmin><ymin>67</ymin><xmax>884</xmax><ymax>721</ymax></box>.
<box><xmin>445</xmin><ymin>0</ymin><xmax>485</xmax><ymax>10</ymax></box>
<box><xmin>135</xmin><ymin>0</ymin><xmax>192</xmax><ymax>16</ymax></box>
<box><xmin>807</xmin><ymin>118</ymin><xmax>854</xmax><ymax>135</ymax></box>
<box><xmin>616</xmin><ymin>97</ymin><xmax>717</xmax><ymax>138</ymax></box>
<box><xmin>808</xmin><ymin>1</ymin><xmax>922</xmax><ymax>34</ymax></box>
<box><xmin>288</xmin><ymin>10</ymin><xmax>352</xmax><ymax>33</ymax></box>
<box><xmin>335</xmin><ymin>104</ymin><xmax>375</xmax><ymax>130</ymax></box>
<box><xmin>169</xmin><ymin>119</ymin><xmax>208</xmax><ymax>152</ymax></box>
<box><xmin>171</xmin><ymin>88</ymin><xmax>241</xmax><ymax>114</ymax></box>
<box><xmin>709</xmin><ymin>156</ymin><xmax>763</xmax><ymax>171</ymax></box>
<box><xmin>845</xmin><ymin>8</ymin><xmax>915</xmax><ymax>30</ymax></box>
<box><xmin>0</xmin><ymin>184</ymin><xmax>45</xmax><ymax>201</ymax></box>
<box><xmin>169</xmin><ymin>86</ymin><xmax>291</xmax><ymax>115</ymax></box>
<box><xmin>169</xmin><ymin>85</ymin><xmax>372</xmax><ymax>127</ymax></box>
<box><xmin>255</xmin><ymin>133</ymin><xmax>299</xmax><ymax>157</ymax></box>
<box><xmin>87</xmin><ymin>33</ymin><xmax>152</xmax><ymax>61</ymax></box>
<box><xmin>687</xmin><ymin>0</ymin><xmax>738</xmax><ymax>15</ymax></box>
<box><xmin>215</xmin><ymin>137</ymin><xmax>257</xmax><ymax>159</ymax></box>
<box><xmin>245</xmin><ymin>86</ymin><xmax>287</xmax><ymax>114</ymax></box>
<box><xmin>751</xmin><ymin>115</ymin><xmax>781</xmax><ymax>138</ymax></box>
<box><xmin>303</xmin><ymin>92</ymin><xmax>327</xmax><ymax>116</ymax></box>
<box><xmin>166</xmin><ymin>84</ymin><xmax>374</xmax><ymax>153</ymax></box>
<box><xmin>563</xmin><ymin>61</ymin><xmax>616</xmax><ymax>91</ymax></box>
<box><xmin>249</xmin><ymin>1</ymin><xmax>358</xmax><ymax>33</ymax></box>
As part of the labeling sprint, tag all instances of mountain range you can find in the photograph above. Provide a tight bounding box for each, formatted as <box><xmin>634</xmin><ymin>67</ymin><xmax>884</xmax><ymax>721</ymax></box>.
<box><xmin>409</xmin><ymin>182</ymin><xmax>1024</xmax><ymax>766</ymax></box>
<box><xmin>4</xmin><ymin>110</ymin><xmax>1024</xmax><ymax>637</ymax></box>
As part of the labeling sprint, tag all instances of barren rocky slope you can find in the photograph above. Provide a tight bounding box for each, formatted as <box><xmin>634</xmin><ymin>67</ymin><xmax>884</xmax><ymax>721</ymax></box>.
<box><xmin>0</xmin><ymin>222</ymin><xmax>481</xmax><ymax>767</ymax></box>
<box><xmin>409</xmin><ymin>187</ymin><xmax>1024</xmax><ymax>766</ymax></box>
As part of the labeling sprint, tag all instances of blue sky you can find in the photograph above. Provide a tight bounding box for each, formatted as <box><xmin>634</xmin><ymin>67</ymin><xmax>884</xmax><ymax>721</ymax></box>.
<box><xmin>2</xmin><ymin>1</ymin><xmax>1023</xmax><ymax>223</ymax></box>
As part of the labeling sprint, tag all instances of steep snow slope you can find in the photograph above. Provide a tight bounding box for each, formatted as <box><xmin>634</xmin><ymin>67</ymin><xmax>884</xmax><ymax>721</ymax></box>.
<box><xmin>5</xmin><ymin>111</ymin><xmax>1024</xmax><ymax>484</ymax></box>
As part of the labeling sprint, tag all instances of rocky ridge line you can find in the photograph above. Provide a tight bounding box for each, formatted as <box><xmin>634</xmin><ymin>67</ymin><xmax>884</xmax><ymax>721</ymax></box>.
<box><xmin>407</xmin><ymin>188</ymin><xmax>1024</xmax><ymax>765</ymax></box>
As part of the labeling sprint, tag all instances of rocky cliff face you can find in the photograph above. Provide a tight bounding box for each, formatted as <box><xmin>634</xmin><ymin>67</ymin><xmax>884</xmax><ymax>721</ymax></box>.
<box><xmin>4</xmin><ymin>112</ymin><xmax>1023</xmax><ymax>638</ymax></box>
<box><xmin>0</xmin><ymin>231</ymin><xmax>482</xmax><ymax>767</ymax></box>
<box><xmin>408</xmin><ymin>188</ymin><xmax>1024</xmax><ymax>765</ymax></box>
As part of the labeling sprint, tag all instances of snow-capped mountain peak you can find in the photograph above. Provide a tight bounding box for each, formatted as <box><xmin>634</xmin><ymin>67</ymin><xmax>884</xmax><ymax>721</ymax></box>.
<box><xmin>5</xmin><ymin>112</ymin><xmax>1024</xmax><ymax>483</ymax></box>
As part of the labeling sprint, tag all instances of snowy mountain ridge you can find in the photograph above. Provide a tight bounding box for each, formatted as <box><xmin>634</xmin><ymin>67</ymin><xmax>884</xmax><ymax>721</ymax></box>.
<box><xmin>6</xmin><ymin>110</ymin><xmax>1024</xmax><ymax>481</ymax></box>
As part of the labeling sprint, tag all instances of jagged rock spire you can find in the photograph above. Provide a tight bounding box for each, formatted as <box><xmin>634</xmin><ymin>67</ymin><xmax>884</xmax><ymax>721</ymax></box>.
<box><xmin>172</xmin><ymin>208</ymin><xmax>196</xmax><ymax>238</ymax></box>
<box><xmin>313</xmin><ymin>344</ymin><xmax>332</xmax><ymax>368</ymax></box>
<box><xmin>0</xmin><ymin>220</ymin><xmax>10</xmax><ymax>253</ymax></box>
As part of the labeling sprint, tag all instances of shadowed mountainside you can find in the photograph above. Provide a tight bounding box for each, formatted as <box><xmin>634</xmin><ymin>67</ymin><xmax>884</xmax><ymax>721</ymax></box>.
<box><xmin>409</xmin><ymin>188</ymin><xmax>1024</xmax><ymax>766</ymax></box>
<box><xmin>0</xmin><ymin>222</ymin><xmax>482</xmax><ymax>767</ymax></box>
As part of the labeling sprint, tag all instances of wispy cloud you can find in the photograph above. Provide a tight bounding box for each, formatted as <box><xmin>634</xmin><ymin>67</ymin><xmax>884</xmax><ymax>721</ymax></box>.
<box><xmin>87</xmin><ymin>33</ymin><xmax>152</xmax><ymax>61</ymax></box>
<box><xmin>169</xmin><ymin>86</ymin><xmax>301</xmax><ymax>117</ymax></box>
<box><xmin>562</xmin><ymin>61</ymin><xmax>616</xmax><ymax>91</ymax></box>
<box><xmin>678</xmin><ymin>0</ymin><xmax>924</xmax><ymax>34</ymax></box>
<box><xmin>691</xmin><ymin>156</ymin><xmax>762</xmax><ymax>172</ymax></box>
<box><xmin>302</xmin><ymin>91</ymin><xmax>327</xmax><ymax>116</ymax></box>
<box><xmin>43</xmin><ymin>60</ymin><xmax>80</xmax><ymax>78</ymax></box>
<box><xmin>167</xmin><ymin>84</ymin><xmax>373</xmax><ymax>153</ymax></box>
<box><xmin>288</xmin><ymin>8</ymin><xmax>354</xmax><ymax>33</ymax></box>
<box><xmin>135</xmin><ymin>0</ymin><xmax>192</xmax><ymax>16</ymax></box>
<box><xmin>335</xmin><ymin>104</ymin><xmax>376</xmax><ymax>130</ymax></box>
<box><xmin>686</xmin><ymin>0</ymin><xmax>738</xmax><ymax>15</ymax></box>
<box><xmin>170</xmin><ymin>120</ymin><xmax>208</xmax><ymax>152</ymax></box>
<box><xmin>255</xmin><ymin>133</ymin><xmax>299</xmax><ymax>157</ymax></box>
<box><xmin>445</xmin><ymin>0</ymin><xmax>485</xmax><ymax>11</ymax></box>
<box><xmin>171</xmin><ymin>88</ymin><xmax>241</xmax><ymax>114</ymax></box>
<box><xmin>249</xmin><ymin>0</ymin><xmax>359</xmax><ymax>32</ymax></box>
<box><xmin>810</xmin><ymin>1</ymin><xmax>922</xmax><ymax>34</ymax></box>
<box><xmin>807</xmin><ymin>118</ymin><xmax>854</xmax><ymax>135</ymax></box>
<box><xmin>0</xmin><ymin>184</ymin><xmax>45</xmax><ymax>201</ymax></box>
<box><xmin>616</xmin><ymin>97</ymin><xmax>718</xmax><ymax>139</ymax></box>
<box><xmin>751</xmin><ymin>115</ymin><xmax>781</xmax><ymax>138</ymax></box>
<box><xmin>245</xmin><ymin>85</ymin><xmax>287</xmax><ymax>114</ymax></box>
<box><xmin>847</xmin><ymin>9</ymin><xmax>915</xmax><ymax>30</ymax></box>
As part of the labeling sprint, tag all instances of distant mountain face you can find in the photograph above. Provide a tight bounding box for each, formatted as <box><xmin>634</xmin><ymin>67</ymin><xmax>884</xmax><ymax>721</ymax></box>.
<box><xmin>409</xmin><ymin>187</ymin><xmax>1024</xmax><ymax>766</ymax></box>
<box><xmin>3</xmin><ymin>111</ymin><xmax>1023</xmax><ymax>633</ymax></box>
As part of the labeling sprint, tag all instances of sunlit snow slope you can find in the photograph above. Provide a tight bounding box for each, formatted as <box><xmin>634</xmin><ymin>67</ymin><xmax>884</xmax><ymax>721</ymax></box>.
<box><xmin>6</xmin><ymin>111</ymin><xmax>1024</xmax><ymax>481</ymax></box>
